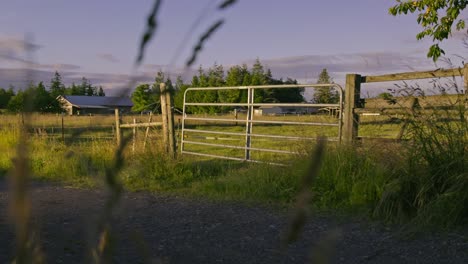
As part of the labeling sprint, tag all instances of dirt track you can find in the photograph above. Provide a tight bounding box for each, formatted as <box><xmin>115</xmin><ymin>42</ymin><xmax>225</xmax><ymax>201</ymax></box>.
<box><xmin>0</xmin><ymin>181</ymin><xmax>467</xmax><ymax>263</ymax></box>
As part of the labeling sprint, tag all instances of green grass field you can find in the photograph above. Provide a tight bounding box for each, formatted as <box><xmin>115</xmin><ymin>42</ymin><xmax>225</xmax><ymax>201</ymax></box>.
<box><xmin>0</xmin><ymin>102</ymin><xmax>466</xmax><ymax>228</ymax></box>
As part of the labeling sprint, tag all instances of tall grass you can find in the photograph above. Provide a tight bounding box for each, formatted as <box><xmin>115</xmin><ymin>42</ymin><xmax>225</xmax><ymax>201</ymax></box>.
<box><xmin>2</xmin><ymin>104</ymin><xmax>466</xmax><ymax>229</ymax></box>
<box><xmin>374</xmin><ymin>77</ymin><xmax>467</xmax><ymax>228</ymax></box>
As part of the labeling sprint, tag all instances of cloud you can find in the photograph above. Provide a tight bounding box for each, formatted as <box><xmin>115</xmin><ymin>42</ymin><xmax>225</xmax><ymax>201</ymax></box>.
<box><xmin>140</xmin><ymin>64</ymin><xmax>197</xmax><ymax>82</ymax></box>
<box><xmin>239</xmin><ymin>51</ymin><xmax>462</xmax><ymax>99</ymax></box>
<box><xmin>0</xmin><ymin>36</ymin><xmax>41</xmax><ymax>64</ymax></box>
<box><xmin>248</xmin><ymin>51</ymin><xmax>435</xmax><ymax>82</ymax></box>
<box><xmin>0</xmin><ymin>68</ymin><xmax>58</xmax><ymax>89</ymax></box>
<box><xmin>97</xmin><ymin>53</ymin><xmax>120</xmax><ymax>63</ymax></box>
<box><xmin>1</xmin><ymin>48</ymin><xmax>459</xmax><ymax>98</ymax></box>
<box><xmin>35</xmin><ymin>63</ymin><xmax>81</xmax><ymax>71</ymax></box>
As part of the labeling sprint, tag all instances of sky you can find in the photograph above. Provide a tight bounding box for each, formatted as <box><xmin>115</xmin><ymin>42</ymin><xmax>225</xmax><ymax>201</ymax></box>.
<box><xmin>1</xmin><ymin>0</ymin><xmax>467</xmax><ymax>97</ymax></box>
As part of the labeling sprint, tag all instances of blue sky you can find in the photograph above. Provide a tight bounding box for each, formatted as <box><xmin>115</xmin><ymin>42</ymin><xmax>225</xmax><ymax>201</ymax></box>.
<box><xmin>1</xmin><ymin>0</ymin><xmax>467</xmax><ymax>96</ymax></box>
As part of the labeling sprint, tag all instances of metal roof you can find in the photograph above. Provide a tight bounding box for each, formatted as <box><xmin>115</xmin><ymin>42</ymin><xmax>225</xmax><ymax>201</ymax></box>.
<box><xmin>61</xmin><ymin>95</ymin><xmax>133</xmax><ymax>108</ymax></box>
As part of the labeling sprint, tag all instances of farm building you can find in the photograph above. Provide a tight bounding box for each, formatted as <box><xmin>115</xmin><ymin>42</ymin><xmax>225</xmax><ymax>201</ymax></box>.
<box><xmin>57</xmin><ymin>95</ymin><xmax>133</xmax><ymax>115</ymax></box>
<box><xmin>254</xmin><ymin>106</ymin><xmax>283</xmax><ymax>116</ymax></box>
<box><xmin>254</xmin><ymin>106</ymin><xmax>319</xmax><ymax>116</ymax></box>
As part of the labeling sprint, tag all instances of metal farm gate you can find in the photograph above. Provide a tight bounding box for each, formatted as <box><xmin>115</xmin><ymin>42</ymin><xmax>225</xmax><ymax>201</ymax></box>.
<box><xmin>180</xmin><ymin>84</ymin><xmax>343</xmax><ymax>164</ymax></box>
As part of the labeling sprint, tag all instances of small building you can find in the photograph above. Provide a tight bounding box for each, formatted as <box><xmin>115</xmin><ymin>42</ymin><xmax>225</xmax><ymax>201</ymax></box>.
<box><xmin>254</xmin><ymin>106</ymin><xmax>283</xmax><ymax>116</ymax></box>
<box><xmin>254</xmin><ymin>105</ymin><xmax>320</xmax><ymax>116</ymax></box>
<box><xmin>57</xmin><ymin>95</ymin><xmax>133</xmax><ymax>115</ymax></box>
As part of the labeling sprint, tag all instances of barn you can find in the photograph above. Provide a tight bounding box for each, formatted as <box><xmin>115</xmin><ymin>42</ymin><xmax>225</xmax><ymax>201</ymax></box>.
<box><xmin>57</xmin><ymin>95</ymin><xmax>133</xmax><ymax>115</ymax></box>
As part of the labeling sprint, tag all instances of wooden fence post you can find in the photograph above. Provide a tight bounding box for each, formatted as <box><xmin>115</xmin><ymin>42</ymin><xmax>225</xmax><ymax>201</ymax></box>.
<box><xmin>165</xmin><ymin>85</ymin><xmax>176</xmax><ymax>158</ymax></box>
<box><xmin>160</xmin><ymin>83</ymin><xmax>169</xmax><ymax>153</ymax></box>
<box><xmin>132</xmin><ymin>118</ymin><xmax>136</xmax><ymax>154</ymax></box>
<box><xmin>143</xmin><ymin>112</ymin><xmax>153</xmax><ymax>149</ymax></box>
<box><xmin>160</xmin><ymin>83</ymin><xmax>176</xmax><ymax>157</ymax></box>
<box><xmin>114</xmin><ymin>108</ymin><xmax>121</xmax><ymax>147</ymax></box>
<box><xmin>343</xmin><ymin>74</ymin><xmax>361</xmax><ymax>143</ymax></box>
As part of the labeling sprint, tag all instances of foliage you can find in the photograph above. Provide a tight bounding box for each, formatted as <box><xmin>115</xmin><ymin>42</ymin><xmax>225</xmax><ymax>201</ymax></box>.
<box><xmin>97</xmin><ymin>86</ymin><xmax>106</xmax><ymax>96</ymax></box>
<box><xmin>377</xmin><ymin>92</ymin><xmax>397</xmax><ymax>104</ymax></box>
<box><xmin>182</xmin><ymin>59</ymin><xmax>304</xmax><ymax>114</ymax></box>
<box><xmin>131</xmin><ymin>84</ymin><xmax>158</xmax><ymax>112</ymax></box>
<box><xmin>389</xmin><ymin>0</ymin><xmax>468</xmax><ymax>61</ymax></box>
<box><xmin>0</xmin><ymin>86</ymin><xmax>15</xmax><ymax>109</ymax></box>
<box><xmin>313</xmin><ymin>69</ymin><xmax>339</xmax><ymax>104</ymax></box>
<box><xmin>373</xmin><ymin>78</ymin><xmax>468</xmax><ymax>228</ymax></box>
<box><xmin>7</xmin><ymin>90</ymin><xmax>26</xmax><ymax>112</ymax></box>
<box><xmin>1</xmin><ymin>73</ymin><xmax>105</xmax><ymax>113</ymax></box>
<box><xmin>49</xmin><ymin>71</ymin><xmax>66</xmax><ymax>98</ymax></box>
<box><xmin>131</xmin><ymin>70</ymin><xmax>174</xmax><ymax>113</ymax></box>
<box><xmin>6</xmin><ymin>82</ymin><xmax>57</xmax><ymax>113</ymax></box>
<box><xmin>174</xmin><ymin>75</ymin><xmax>190</xmax><ymax>110</ymax></box>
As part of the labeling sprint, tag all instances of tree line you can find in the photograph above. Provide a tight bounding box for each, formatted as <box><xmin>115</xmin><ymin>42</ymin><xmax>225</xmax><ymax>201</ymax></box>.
<box><xmin>0</xmin><ymin>72</ymin><xmax>105</xmax><ymax>113</ymax></box>
<box><xmin>0</xmin><ymin>60</ymin><xmax>338</xmax><ymax>114</ymax></box>
<box><xmin>131</xmin><ymin>59</ymin><xmax>338</xmax><ymax>114</ymax></box>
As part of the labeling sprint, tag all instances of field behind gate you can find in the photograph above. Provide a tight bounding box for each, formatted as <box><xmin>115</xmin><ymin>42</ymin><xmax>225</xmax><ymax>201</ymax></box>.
<box><xmin>182</xmin><ymin>113</ymin><xmax>402</xmax><ymax>163</ymax></box>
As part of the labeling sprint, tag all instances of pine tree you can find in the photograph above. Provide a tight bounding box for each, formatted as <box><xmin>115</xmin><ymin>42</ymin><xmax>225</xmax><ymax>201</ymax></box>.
<box><xmin>49</xmin><ymin>71</ymin><xmax>66</xmax><ymax>98</ymax></box>
<box><xmin>33</xmin><ymin>81</ymin><xmax>56</xmax><ymax>112</ymax></box>
<box><xmin>313</xmin><ymin>69</ymin><xmax>338</xmax><ymax>104</ymax></box>
<box><xmin>97</xmin><ymin>86</ymin><xmax>105</xmax><ymax>96</ymax></box>
<box><xmin>131</xmin><ymin>84</ymin><xmax>156</xmax><ymax>112</ymax></box>
<box><xmin>174</xmin><ymin>76</ymin><xmax>189</xmax><ymax>110</ymax></box>
<box><xmin>0</xmin><ymin>86</ymin><xmax>15</xmax><ymax>109</ymax></box>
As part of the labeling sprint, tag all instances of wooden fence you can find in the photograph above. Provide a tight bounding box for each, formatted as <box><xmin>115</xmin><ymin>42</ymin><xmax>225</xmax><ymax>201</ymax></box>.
<box><xmin>115</xmin><ymin>83</ymin><xmax>177</xmax><ymax>158</ymax></box>
<box><xmin>342</xmin><ymin>64</ymin><xmax>468</xmax><ymax>143</ymax></box>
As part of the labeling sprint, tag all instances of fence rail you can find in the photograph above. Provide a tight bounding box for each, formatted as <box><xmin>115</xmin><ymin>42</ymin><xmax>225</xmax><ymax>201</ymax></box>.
<box><xmin>343</xmin><ymin>64</ymin><xmax>468</xmax><ymax>143</ymax></box>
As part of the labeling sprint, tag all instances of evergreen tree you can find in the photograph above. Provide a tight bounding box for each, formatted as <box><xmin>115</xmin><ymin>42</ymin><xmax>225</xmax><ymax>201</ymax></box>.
<box><xmin>249</xmin><ymin>59</ymin><xmax>267</xmax><ymax>103</ymax></box>
<box><xmin>81</xmin><ymin>77</ymin><xmax>96</xmax><ymax>96</ymax></box>
<box><xmin>0</xmin><ymin>86</ymin><xmax>15</xmax><ymax>109</ymax></box>
<box><xmin>313</xmin><ymin>69</ymin><xmax>338</xmax><ymax>104</ymax></box>
<box><xmin>33</xmin><ymin>81</ymin><xmax>56</xmax><ymax>112</ymax></box>
<box><xmin>78</xmin><ymin>77</ymin><xmax>88</xmax><ymax>95</ymax></box>
<box><xmin>49</xmin><ymin>71</ymin><xmax>66</xmax><ymax>98</ymax></box>
<box><xmin>271</xmin><ymin>78</ymin><xmax>304</xmax><ymax>103</ymax></box>
<box><xmin>203</xmin><ymin>63</ymin><xmax>223</xmax><ymax>113</ymax></box>
<box><xmin>131</xmin><ymin>83</ymin><xmax>157</xmax><ymax>112</ymax></box>
<box><xmin>97</xmin><ymin>86</ymin><xmax>105</xmax><ymax>96</ymax></box>
<box><xmin>189</xmin><ymin>66</ymin><xmax>209</xmax><ymax>113</ymax></box>
<box><xmin>174</xmin><ymin>76</ymin><xmax>189</xmax><ymax>110</ymax></box>
<box><xmin>68</xmin><ymin>82</ymin><xmax>81</xmax><ymax>95</ymax></box>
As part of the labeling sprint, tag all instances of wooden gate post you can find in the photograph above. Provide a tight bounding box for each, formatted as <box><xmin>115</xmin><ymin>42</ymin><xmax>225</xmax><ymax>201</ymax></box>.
<box><xmin>160</xmin><ymin>83</ymin><xmax>176</xmax><ymax>158</ymax></box>
<box><xmin>343</xmin><ymin>74</ymin><xmax>361</xmax><ymax>143</ymax></box>
<box><xmin>166</xmin><ymin>85</ymin><xmax>176</xmax><ymax>158</ymax></box>
<box><xmin>114</xmin><ymin>108</ymin><xmax>121</xmax><ymax>147</ymax></box>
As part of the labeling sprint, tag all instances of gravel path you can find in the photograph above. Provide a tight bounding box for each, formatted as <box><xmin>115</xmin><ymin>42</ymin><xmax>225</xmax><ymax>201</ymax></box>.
<box><xmin>0</xmin><ymin>181</ymin><xmax>467</xmax><ymax>263</ymax></box>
